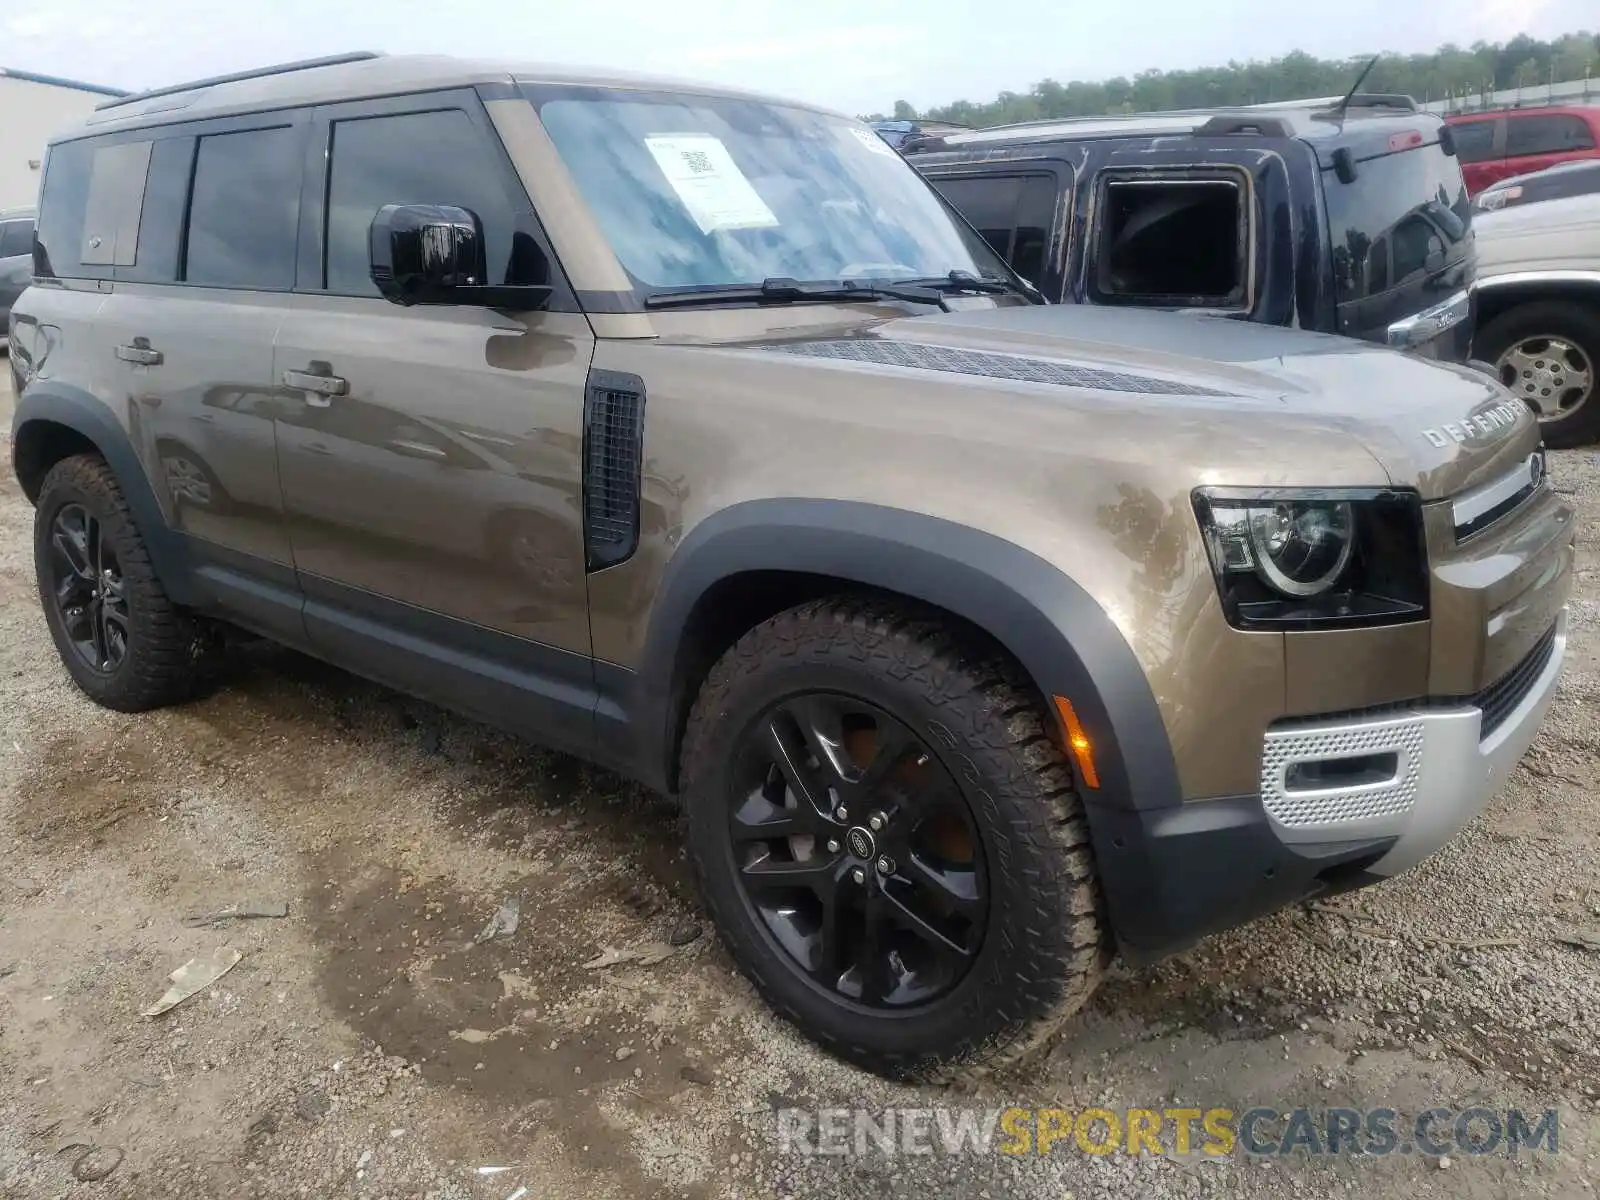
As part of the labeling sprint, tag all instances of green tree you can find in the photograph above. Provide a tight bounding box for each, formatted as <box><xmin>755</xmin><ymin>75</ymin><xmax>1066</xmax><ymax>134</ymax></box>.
<box><xmin>917</xmin><ymin>31</ymin><xmax>1600</xmax><ymax>128</ymax></box>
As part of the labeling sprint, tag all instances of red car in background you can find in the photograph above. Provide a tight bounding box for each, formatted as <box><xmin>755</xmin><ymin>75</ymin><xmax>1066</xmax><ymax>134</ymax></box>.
<box><xmin>1446</xmin><ymin>105</ymin><xmax>1600</xmax><ymax>195</ymax></box>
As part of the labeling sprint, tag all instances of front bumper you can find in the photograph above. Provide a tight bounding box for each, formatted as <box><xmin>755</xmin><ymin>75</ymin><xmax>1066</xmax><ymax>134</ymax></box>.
<box><xmin>1262</xmin><ymin>609</ymin><xmax>1565</xmax><ymax>877</ymax></box>
<box><xmin>1089</xmin><ymin>609</ymin><xmax>1566</xmax><ymax>964</ymax></box>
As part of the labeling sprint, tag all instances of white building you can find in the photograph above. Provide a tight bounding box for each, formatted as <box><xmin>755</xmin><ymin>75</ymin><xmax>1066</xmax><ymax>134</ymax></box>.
<box><xmin>0</xmin><ymin>68</ymin><xmax>128</xmax><ymax>210</ymax></box>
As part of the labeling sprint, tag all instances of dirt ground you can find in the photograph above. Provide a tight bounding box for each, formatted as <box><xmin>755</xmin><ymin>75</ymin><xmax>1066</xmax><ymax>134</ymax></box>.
<box><xmin>1</xmin><ymin>372</ymin><xmax>1598</xmax><ymax>1200</ymax></box>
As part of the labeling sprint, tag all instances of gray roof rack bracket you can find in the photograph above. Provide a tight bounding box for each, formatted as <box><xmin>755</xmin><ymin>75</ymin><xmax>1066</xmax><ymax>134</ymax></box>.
<box><xmin>1196</xmin><ymin>115</ymin><xmax>1294</xmax><ymax>137</ymax></box>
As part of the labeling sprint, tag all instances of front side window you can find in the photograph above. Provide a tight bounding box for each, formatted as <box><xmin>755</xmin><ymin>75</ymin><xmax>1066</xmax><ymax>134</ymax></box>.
<box><xmin>184</xmin><ymin>125</ymin><xmax>302</xmax><ymax>289</ymax></box>
<box><xmin>1450</xmin><ymin>119</ymin><xmax>1498</xmax><ymax>163</ymax></box>
<box><xmin>928</xmin><ymin>172</ymin><xmax>1060</xmax><ymax>290</ymax></box>
<box><xmin>324</xmin><ymin>108</ymin><xmax>521</xmax><ymax>295</ymax></box>
<box><xmin>535</xmin><ymin>88</ymin><xmax>1008</xmax><ymax>295</ymax></box>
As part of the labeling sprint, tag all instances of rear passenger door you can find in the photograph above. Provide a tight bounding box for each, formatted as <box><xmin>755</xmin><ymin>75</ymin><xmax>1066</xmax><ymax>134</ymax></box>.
<box><xmin>271</xmin><ymin>89</ymin><xmax>596</xmax><ymax>746</ymax></box>
<box><xmin>1503</xmin><ymin>113</ymin><xmax>1598</xmax><ymax>181</ymax></box>
<box><xmin>79</xmin><ymin>117</ymin><xmax>309</xmax><ymax>639</ymax></box>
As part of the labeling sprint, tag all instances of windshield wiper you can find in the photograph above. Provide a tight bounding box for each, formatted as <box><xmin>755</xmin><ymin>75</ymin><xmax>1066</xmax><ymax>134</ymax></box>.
<box><xmin>907</xmin><ymin>269</ymin><xmax>1043</xmax><ymax>303</ymax></box>
<box><xmin>644</xmin><ymin>277</ymin><xmax>950</xmax><ymax>311</ymax></box>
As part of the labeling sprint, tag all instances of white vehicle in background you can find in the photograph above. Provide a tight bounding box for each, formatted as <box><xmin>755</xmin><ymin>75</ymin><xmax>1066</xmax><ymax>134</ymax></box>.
<box><xmin>1473</xmin><ymin>189</ymin><xmax>1600</xmax><ymax>447</ymax></box>
<box><xmin>1473</xmin><ymin>160</ymin><xmax>1600</xmax><ymax>214</ymax></box>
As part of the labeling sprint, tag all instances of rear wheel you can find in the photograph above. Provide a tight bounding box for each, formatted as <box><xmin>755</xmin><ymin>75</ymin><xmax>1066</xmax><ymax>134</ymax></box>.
<box><xmin>680</xmin><ymin>596</ymin><xmax>1104</xmax><ymax>1079</ymax></box>
<box><xmin>34</xmin><ymin>454</ymin><xmax>217</xmax><ymax>711</ymax></box>
<box><xmin>1477</xmin><ymin>301</ymin><xmax>1600</xmax><ymax>448</ymax></box>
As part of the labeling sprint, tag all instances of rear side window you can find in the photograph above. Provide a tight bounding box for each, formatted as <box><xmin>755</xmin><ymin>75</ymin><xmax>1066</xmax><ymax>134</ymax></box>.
<box><xmin>1450</xmin><ymin>120</ymin><xmax>1499</xmax><ymax>163</ymax></box>
<box><xmin>1506</xmin><ymin>114</ymin><xmax>1596</xmax><ymax>157</ymax></box>
<box><xmin>928</xmin><ymin>173</ymin><xmax>1057</xmax><ymax>288</ymax></box>
<box><xmin>0</xmin><ymin>219</ymin><xmax>33</xmax><ymax>258</ymax></box>
<box><xmin>184</xmin><ymin>126</ymin><xmax>302</xmax><ymax>289</ymax></box>
<box><xmin>1326</xmin><ymin>143</ymin><xmax>1470</xmax><ymax>303</ymax></box>
<box><xmin>323</xmin><ymin>108</ymin><xmax>520</xmax><ymax>295</ymax></box>
<box><xmin>1090</xmin><ymin>173</ymin><xmax>1248</xmax><ymax>308</ymax></box>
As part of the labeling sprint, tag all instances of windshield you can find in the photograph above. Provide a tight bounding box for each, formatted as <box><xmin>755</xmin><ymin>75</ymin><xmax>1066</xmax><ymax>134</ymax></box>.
<box><xmin>533</xmin><ymin>88</ymin><xmax>1010</xmax><ymax>295</ymax></box>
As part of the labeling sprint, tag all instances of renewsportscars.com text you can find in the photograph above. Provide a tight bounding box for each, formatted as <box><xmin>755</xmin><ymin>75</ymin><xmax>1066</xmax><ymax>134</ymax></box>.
<box><xmin>774</xmin><ymin>1106</ymin><xmax>1560</xmax><ymax>1159</ymax></box>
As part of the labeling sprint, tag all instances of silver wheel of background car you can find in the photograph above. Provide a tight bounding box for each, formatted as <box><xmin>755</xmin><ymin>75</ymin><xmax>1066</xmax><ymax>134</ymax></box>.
<box><xmin>1496</xmin><ymin>336</ymin><xmax>1595</xmax><ymax>422</ymax></box>
<box><xmin>162</xmin><ymin>455</ymin><xmax>214</xmax><ymax>507</ymax></box>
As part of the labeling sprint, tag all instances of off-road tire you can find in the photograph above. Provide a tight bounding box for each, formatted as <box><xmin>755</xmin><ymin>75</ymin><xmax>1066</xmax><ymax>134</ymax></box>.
<box><xmin>34</xmin><ymin>453</ymin><xmax>217</xmax><ymax>711</ymax></box>
<box><xmin>1477</xmin><ymin>301</ymin><xmax>1600</xmax><ymax>448</ymax></box>
<box><xmin>680</xmin><ymin>595</ymin><xmax>1105</xmax><ymax>1080</ymax></box>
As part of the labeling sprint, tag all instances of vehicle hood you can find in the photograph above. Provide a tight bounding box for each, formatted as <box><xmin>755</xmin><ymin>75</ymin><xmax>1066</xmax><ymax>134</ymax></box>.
<box><xmin>1474</xmin><ymin>191</ymin><xmax>1600</xmax><ymax>279</ymax></box>
<box><xmin>717</xmin><ymin>303</ymin><xmax>1536</xmax><ymax>501</ymax></box>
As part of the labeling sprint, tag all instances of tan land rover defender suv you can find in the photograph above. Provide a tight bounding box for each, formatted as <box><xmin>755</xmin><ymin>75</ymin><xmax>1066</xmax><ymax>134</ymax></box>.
<box><xmin>9</xmin><ymin>53</ymin><xmax>1575</xmax><ymax>1079</ymax></box>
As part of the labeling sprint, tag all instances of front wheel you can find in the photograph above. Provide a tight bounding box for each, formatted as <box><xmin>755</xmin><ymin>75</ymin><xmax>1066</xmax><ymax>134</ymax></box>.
<box><xmin>1477</xmin><ymin>301</ymin><xmax>1600</xmax><ymax>448</ymax></box>
<box><xmin>680</xmin><ymin>597</ymin><xmax>1104</xmax><ymax>1079</ymax></box>
<box><xmin>34</xmin><ymin>454</ymin><xmax>217</xmax><ymax>711</ymax></box>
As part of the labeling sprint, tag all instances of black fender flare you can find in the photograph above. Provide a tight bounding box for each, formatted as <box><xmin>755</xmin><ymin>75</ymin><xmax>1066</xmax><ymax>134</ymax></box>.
<box><xmin>11</xmin><ymin>383</ymin><xmax>200</xmax><ymax>606</ymax></box>
<box><xmin>632</xmin><ymin>499</ymin><xmax>1182</xmax><ymax>815</ymax></box>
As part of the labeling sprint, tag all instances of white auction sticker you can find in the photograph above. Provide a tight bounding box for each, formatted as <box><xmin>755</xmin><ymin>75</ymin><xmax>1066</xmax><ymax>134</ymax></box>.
<box><xmin>644</xmin><ymin>134</ymin><xmax>780</xmax><ymax>234</ymax></box>
<box><xmin>847</xmin><ymin>125</ymin><xmax>899</xmax><ymax>158</ymax></box>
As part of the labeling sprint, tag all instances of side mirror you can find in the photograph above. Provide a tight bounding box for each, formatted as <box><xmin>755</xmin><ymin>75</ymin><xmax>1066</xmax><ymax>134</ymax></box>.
<box><xmin>369</xmin><ymin>203</ymin><xmax>553</xmax><ymax>311</ymax></box>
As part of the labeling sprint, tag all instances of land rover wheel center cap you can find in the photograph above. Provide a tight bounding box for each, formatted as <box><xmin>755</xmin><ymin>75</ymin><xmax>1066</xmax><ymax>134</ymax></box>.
<box><xmin>847</xmin><ymin>827</ymin><xmax>876</xmax><ymax>859</ymax></box>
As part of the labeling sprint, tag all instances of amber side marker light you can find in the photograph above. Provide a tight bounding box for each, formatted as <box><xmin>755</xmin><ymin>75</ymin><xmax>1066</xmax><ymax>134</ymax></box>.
<box><xmin>1052</xmin><ymin>695</ymin><xmax>1101</xmax><ymax>790</ymax></box>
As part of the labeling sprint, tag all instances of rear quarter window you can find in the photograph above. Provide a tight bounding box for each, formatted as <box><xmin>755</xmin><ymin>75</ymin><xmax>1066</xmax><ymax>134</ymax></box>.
<box><xmin>34</xmin><ymin>141</ymin><xmax>96</xmax><ymax>278</ymax></box>
<box><xmin>1326</xmin><ymin>143</ymin><xmax>1471</xmax><ymax>303</ymax></box>
<box><xmin>35</xmin><ymin>137</ymin><xmax>160</xmax><ymax>278</ymax></box>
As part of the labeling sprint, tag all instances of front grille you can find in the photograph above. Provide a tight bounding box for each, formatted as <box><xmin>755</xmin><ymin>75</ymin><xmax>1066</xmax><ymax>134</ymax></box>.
<box><xmin>1474</xmin><ymin>625</ymin><xmax>1557</xmax><ymax>739</ymax></box>
<box><xmin>1451</xmin><ymin>450</ymin><xmax>1546</xmax><ymax>542</ymax></box>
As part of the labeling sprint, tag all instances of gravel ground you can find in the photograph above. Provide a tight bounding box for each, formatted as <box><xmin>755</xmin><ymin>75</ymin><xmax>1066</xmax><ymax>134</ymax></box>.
<box><xmin>1</xmin><ymin>372</ymin><xmax>1598</xmax><ymax>1199</ymax></box>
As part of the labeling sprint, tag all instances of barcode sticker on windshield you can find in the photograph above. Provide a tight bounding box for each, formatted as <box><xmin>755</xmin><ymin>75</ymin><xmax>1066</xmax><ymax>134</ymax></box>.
<box><xmin>847</xmin><ymin>126</ymin><xmax>899</xmax><ymax>157</ymax></box>
<box><xmin>644</xmin><ymin>135</ymin><xmax>780</xmax><ymax>234</ymax></box>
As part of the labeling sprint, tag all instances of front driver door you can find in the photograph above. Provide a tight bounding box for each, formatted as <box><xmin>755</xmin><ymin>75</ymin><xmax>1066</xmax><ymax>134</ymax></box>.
<box><xmin>271</xmin><ymin>90</ymin><xmax>596</xmax><ymax>747</ymax></box>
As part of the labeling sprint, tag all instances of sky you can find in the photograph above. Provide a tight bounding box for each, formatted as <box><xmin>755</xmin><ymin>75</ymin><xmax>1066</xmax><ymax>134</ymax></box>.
<box><xmin>2</xmin><ymin>0</ymin><xmax>1591</xmax><ymax>116</ymax></box>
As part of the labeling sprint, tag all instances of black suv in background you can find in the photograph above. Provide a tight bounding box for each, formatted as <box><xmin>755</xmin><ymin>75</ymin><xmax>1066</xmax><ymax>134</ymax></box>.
<box><xmin>903</xmin><ymin>97</ymin><xmax>1476</xmax><ymax>361</ymax></box>
<box><xmin>0</xmin><ymin>207</ymin><xmax>35</xmax><ymax>349</ymax></box>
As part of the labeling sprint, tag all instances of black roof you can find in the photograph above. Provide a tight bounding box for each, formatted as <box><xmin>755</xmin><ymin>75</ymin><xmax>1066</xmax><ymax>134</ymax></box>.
<box><xmin>904</xmin><ymin>95</ymin><xmax>1434</xmax><ymax>155</ymax></box>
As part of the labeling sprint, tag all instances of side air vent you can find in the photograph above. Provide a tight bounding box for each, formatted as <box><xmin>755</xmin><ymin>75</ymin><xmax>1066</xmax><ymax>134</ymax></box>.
<box><xmin>583</xmin><ymin>369</ymin><xmax>646</xmax><ymax>571</ymax></box>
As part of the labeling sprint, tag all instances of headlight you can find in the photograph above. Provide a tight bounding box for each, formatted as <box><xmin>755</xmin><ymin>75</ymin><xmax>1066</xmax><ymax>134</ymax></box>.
<box><xmin>1194</xmin><ymin>488</ymin><xmax>1429</xmax><ymax>630</ymax></box>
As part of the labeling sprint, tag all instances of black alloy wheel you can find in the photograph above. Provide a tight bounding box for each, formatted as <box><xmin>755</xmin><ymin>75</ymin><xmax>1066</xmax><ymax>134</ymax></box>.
<box><xmin>46</xmin><ymin>502</ymin><xmax>130</xmax><ymax>674</ymax></box>
<box><xmin>726</xmin><ymin>691</ymin><xmax>987</xmax><ymax>1009</ymax></box>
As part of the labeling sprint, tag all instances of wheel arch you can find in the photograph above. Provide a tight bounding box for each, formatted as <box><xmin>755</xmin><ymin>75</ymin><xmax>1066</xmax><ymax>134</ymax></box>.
<box><xmin>625</xmin><ymin>499</ymin><xmax>1181</xmax><ymax>814</ymax></box>
<box><xmin>11</xmin><ymin>384</ymin><xmax>200</xmax><ymax>605</ymax></box>
<box><xmin>1474</xmin><ymin>274</ymin><xmax>1600</xmax><ymax>329</ymax></box>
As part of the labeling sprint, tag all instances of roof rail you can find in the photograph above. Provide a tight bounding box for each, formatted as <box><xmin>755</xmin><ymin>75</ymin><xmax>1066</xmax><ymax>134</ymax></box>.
<box><xmin>95</xmin><ymin>51</ymin><xmax>382</xmax><ymax>111</ymax></box>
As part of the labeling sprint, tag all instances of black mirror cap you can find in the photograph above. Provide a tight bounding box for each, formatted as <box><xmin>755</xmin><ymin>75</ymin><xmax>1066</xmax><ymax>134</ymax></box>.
<box><xmin>370</xmin><ymin>203</ymin><xmax>487</xmax><ymax>305</ymax></box>
<box><xmin>368</xmin><ymin>203</ymin><xmax>554</xmax><ymax>311</ymax></box>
